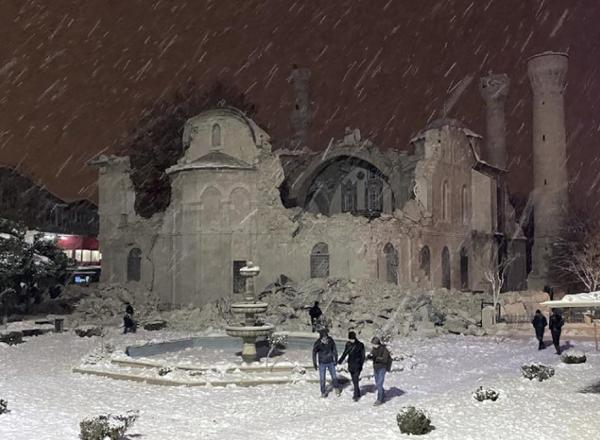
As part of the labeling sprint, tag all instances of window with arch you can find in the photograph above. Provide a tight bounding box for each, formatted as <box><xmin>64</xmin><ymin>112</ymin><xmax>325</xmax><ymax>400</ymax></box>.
<box><xmin>442</xmin><ymin>180</ymin><xmax>450</xmax><ymax>221</ymax></box>
<box><xmin>420</xmin><ymin>245</ymin><xmax>431</xmax><ymax>280</ymax></box>
<box><xmin>383</xmin><ymin>242</ymin><xmax>399</xmax><ymax>284</ymax></box>
<box><xmin>127</xmin><ymin>248</ymin><xmax>142</xmax><ymax>282</ymax></box>
<box><xmin>460</xmin><ymin>247</ymin><xmax>469</xmax><ymax>290</ymax></box>
<box><xmin>211</xmin><ymin>123</ymin><xmax>222</xmax><ymax>147</ymax></box>
<box><xmin>341</xmin><ymin>180</ymin><xmax>357</xmax><ymax>213</ymax></box>
<box><xmin>461</xmin><ymin>185</ymin><xmax>469</xmax><ymax>225</ymax></box>
<box><xmin>441</xmin><ymin>246</ymin><xmax>451</xmax><ymax>289</ymax></box>
<box><xmin>310</xmin><ymin>242</ymin><xmax>329</xmax><ymax>278</ymax></box>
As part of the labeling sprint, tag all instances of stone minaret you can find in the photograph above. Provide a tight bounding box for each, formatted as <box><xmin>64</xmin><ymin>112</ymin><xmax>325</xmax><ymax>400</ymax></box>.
<box><xmin>289</xmin><ymin>65</ymin><xmax>312</xmax><ymax>148</ymax></box>
<box><xmin>527</xmin><ymin>51</ymin><xmax>569</xmax><ymax>289</ymax></box>
<box><xmin>480</xmin><ymin>73</ymin><xmax>510</xmax><ymax>169</ymax></box>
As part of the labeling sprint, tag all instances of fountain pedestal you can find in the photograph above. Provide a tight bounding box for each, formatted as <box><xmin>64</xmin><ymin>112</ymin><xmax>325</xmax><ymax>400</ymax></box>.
<box><xmin>225</xmin><ymin>262</ymin><xmax>274</xmax><ymax>363</ymax></box>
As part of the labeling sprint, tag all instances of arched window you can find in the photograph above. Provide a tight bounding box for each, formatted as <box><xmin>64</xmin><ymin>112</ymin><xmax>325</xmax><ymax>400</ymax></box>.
<box><xmin>461</xmin><ymin>185</ymin><xmax>469</xmax><ymax>225</ymax></box>
<box><xmin>341</xmin><ymin>180</ymin><xmax>357</xmax><ymax>213</ymax></box>
<box><xmin>460</xmin><ymin>247</ymin><xmax>469</xmax><ymax>290</ymax></box>
<box><xmin>442</xmin><ymin>180</ymin><xmax>450</xmax><ymax>221</ymax></box>
<box><xmin>211</xmin><ymin>123</ymin><xmax>222</xmax><ymax>147</ymax></box>
<box><xmin>310</xmin><ymin>242</ymin><xmax>329</xmax><ymax>278</ymax></box>
<box><xmin>441</xmin><ymin>246</ymin><xmax>451</xmax><ymax>289</ymax></box>
<box><xmin>127</xmin><ymin>248</ymin><xmax>142</xmax><ymax>282</ymax></box>
<box><xmin>383</xmin><ymin>242</ymin><xmax>399</xmax><ymax>284</ymax></box>
<box><xmin>420</xmin><ymin>245</ymin><xmax>431</xmax><ymax>280</ymax></box>
<box><xmin>366</xmin><ymin>171</ymin><xmax>383</xmax><ymax>214</ymax></box>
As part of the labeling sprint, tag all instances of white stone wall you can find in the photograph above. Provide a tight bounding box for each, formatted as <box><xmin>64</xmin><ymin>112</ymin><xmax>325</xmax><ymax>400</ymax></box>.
<box><xmin>94</xmin><ymin>109</ymin><xmax>523</xmax><ymax>308</ymax></box>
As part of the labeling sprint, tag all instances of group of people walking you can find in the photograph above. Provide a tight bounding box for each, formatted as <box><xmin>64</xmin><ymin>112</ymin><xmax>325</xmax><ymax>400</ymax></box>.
<box><xmin>312</xmin><ymin>329</ymin><xmax>392</xmax><ymax>406</ymax></box>
<box><xmin>532</xmin><ymin>308</ymin><xmax>565</xmax><ymax>354</ymax></box>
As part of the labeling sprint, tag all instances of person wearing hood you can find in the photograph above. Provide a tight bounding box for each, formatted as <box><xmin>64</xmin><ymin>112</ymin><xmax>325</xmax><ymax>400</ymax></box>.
<box><xmin>531</xmin><ymin>309</ymin><xmax>547</xmax><ymax>350</ymax></box>
<box><xmin>338</xmin><ymin>331</ymin><xmax>366</xmax><ymax>401</ymax></box>
<box><xmin>549</xmin><ymin>309</ymin><xmax>565</xmax><ymax>354</ymax></box>
<box><xmin>367</xmin><ymin>336</ymin><xmax>392</xmax><ymax>406</ymax></box>
<box><xmin>312</xmin><ymin>329</ymin><xmax>341</xmax><ymax>398</ymax></box>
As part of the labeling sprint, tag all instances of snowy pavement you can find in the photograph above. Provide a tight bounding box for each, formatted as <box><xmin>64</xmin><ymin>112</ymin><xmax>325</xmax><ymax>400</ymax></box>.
<box><xmin>1</xmin><ymin>331</ymin><xmax>599</xmax><ymax>440</ymax></box>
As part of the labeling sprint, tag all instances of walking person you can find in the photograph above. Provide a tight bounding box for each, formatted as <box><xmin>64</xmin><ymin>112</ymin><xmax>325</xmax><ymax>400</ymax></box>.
<box><xmin>531</xmin><ymin>309</ymin><xmax>547</xmax><ymax>350</ymax></box>
<box><xmin>338</xmin><ymin>331</ymin><xmax>366</xmax><ymax>401</ymax></box>
<box><xmin>549</xmin><ymin>309</ymin><xmax>565</xmax><ymax>354</ymax></box>
<box><xmin>367</xmin><ymin>336</ymin><xmax>392</xmax><ymax>406</ymax></box>
<box><xmin>309</xmin><ymin>301</ymin><xmax>323</xmax><ymax>332</ymax></box>
<box><xmin>312</xmin><ymin>329</ymin><xmax>341</xmax><ymax>398</ymax></box>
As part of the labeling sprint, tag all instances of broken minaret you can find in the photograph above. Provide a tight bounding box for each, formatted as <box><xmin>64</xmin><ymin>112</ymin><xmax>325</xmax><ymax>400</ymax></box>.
<box><xmin>289</xmin><ymin>65</ymin><xmax>312</xmax><ymax>148</ymax></box>
<box><xmin>480</xmin><ymin>73</ymin><xmax>510</xmax><ymax>169</ymax></box>
<box><xmin>527</xmin><ymin>51</ymin><xmax>569</xmax><ymax>289</ymax></box>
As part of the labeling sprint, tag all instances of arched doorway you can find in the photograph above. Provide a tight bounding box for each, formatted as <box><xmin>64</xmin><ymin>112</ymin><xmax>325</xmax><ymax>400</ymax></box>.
<box><xmin>441</xmin><ymin>246</ymin><xmax>451</xmax><ymax>289</ymax></box>
<box><xmin>127</xmin><ymin>248</ymin><xmax>142</xmax><ymax>282</ymax></box>
<box><xmin>383</xmin><ymin>243</ymin><xmax>399</xmax><ymax>284</ymax></box>
<box><xmin>310</xmin><ymin>242</ymin><xmax>329</xmax><ymax>278</ymax></box>
<box><xmin>460</xmin><ymin>247</ymin><xmax>469</xmax><ymax>290</ymax></box>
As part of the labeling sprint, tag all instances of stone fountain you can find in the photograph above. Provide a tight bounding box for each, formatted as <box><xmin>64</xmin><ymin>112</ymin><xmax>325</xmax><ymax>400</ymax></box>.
<box><xmin>225</xmin><ymin>262</ymin><xmax>274</xmax><ymax>363</ymax></box>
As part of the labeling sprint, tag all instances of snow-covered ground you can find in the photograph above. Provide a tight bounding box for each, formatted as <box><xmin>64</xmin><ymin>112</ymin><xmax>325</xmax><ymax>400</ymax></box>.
<box><xmin>1</xmin><ymin>331</ymin><xmax>599</xmax><ymax>439</ymax></box>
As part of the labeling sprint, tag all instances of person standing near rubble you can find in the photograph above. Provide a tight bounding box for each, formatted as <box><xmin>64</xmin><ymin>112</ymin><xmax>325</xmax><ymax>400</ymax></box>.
<box><xmin>338</xmin><ymin>331</ymin><xmax>365</xmax><ymax>401</ymax></box>
<box><xmin>308</xmin><ymin>301</ymin><xmax>323</xmax><ymax>332</ymax></box>
<box><xmin>312</xmin><ymin>329</ymin><xmax>341</xmax><ymax>398</ymax></box>
<box><xmin>549</xmin><ymin>309</ymin><xmax>565</xmax><ymax>354</ymax></box>
<box><xmin>123</xmin><ymin>303</ymin><xmax>137</xmax><ymax>334</ymax></box>
<box><xmin>531</xmin><ymin>309</ymin><xmax>547</xmax><ymax>350</ymax></box>
<box><xmin>367</xmin><ymin>336</ymin><xmax>392</xmax><ymax>406</ymax></box>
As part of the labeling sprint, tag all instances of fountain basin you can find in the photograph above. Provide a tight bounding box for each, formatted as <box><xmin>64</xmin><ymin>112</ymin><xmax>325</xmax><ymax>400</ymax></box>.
<box><xmin>229</xmin><ymin>302</ymin><xmax>269</xmax><ymax>315</ymax></box>
<box><xmin>224</xmin><ymin>324</ymin><xmax>275</xmax><ymax>338</ymax></box>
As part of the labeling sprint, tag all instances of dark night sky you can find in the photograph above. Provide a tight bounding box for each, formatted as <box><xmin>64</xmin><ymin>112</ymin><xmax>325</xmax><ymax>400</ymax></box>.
<box><xmin>0</xmin><ymin>0</ymin><xmax>599</xmax><ymax>210</ymax></box>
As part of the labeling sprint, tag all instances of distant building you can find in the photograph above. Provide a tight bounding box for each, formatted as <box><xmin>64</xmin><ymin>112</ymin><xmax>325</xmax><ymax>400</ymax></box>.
<box><xmin>0</xmin><ymin>166</ymin><xmax>100</xmax><ymax>268</ymax></box>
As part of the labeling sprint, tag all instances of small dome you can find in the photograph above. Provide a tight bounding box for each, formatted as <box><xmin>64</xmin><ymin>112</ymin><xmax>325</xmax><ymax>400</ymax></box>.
<box><xmin>425</xmin><ymin>118</ymin><xmax>466</xmax><ymax>130</ymax></box>
<box><xmin>410</xmin><ymin>118</ymin><xmax>481</xmax><ymax>143</ymax></box>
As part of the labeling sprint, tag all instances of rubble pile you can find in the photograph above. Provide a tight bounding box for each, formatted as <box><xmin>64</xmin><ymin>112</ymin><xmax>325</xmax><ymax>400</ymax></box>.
<box><xmin>65</xmin><ymin>278</ymin><xmax>489</xmax><ymax>337</ymax></box>
<box><xmin>67</xmin><ymin>284</ymin><xmax>163</xmax><ymax>328</ymax></box>
<box><xmin>258</xmin><ymin>277</ymin><xmax>487</xmax><ymax>339</ymax></box>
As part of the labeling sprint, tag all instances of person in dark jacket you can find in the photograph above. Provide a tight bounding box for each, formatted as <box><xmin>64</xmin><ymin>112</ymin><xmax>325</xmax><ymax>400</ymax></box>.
<box><xmin>123</xmin><ymin>303</ymin><xmax>136</xmax><ymax>334</ymax></box>
<box><xmin>338</xmin><ymin>331</ymin><xmax>366</xmax><ymax>401</ymax></box>
<box><xmin>312</xmin><ymin>329</ymin><xmax>340</xmax><ymax>397</ymax></box>
<box><xmin>367</xmin><ymin>336</ymin><xmax>392</xmax><ymax>406</ymax></box>
<box><xmin>549</xmin><ymin>309</ymin><xmax>565</xmax><ymax>354</ymax></box>
<box><xmin>531</xmin><ymin>309</ymin><xmax>547</xmax><ymax>350</ymax></box>
<box><xmin>309</xmin><ymin>301</ymin><xmax>323</xmax><ymax>332</ymax></box>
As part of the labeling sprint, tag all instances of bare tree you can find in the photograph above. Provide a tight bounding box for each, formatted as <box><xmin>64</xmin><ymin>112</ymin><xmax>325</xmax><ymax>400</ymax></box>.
<box><xmin>550</xmin><ymin>217</ymin><xmax>600</xmax><ymax>293</ymax></box>
<box><xmin>478</xmin><ymin>242</ymin><xmax>516</xmax><ymax>324</ymax></box>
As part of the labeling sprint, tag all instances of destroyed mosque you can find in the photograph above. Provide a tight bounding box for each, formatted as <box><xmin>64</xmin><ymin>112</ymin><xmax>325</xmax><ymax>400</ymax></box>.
<box><xmin>92</xmin><ymin>52</ymin><xmax>572</xmax><ymax>307</ymax></box>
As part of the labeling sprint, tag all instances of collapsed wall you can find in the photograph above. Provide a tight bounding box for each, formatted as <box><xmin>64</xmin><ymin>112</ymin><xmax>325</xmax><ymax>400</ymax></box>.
<box><xmin>65</xmin><ymin>278</ymin><xmax>489</xmax><ymax>339</ymax></box>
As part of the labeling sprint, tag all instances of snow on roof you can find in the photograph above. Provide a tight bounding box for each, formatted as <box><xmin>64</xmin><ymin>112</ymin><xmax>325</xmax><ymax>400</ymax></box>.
<box><xmin>167</xmin><ymin>151</ymin><xmax>254</xmax><ymax>174</ymax></box>
<box><xmin>541</xmin><ymin>291</ymin><xmax>600</xmax><ymax>308</ymax></box>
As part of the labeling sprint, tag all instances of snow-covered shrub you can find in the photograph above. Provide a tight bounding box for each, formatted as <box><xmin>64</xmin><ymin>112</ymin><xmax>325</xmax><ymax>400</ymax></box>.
<box><xmin>473</xmin><ymin>386</ymin><xmax>499</xmax><ymax>402</ymax></box>
<box><xmin>0</xmin><ymin>399</ymin><xmax>8</xmax><ymax>415</ymax></box>
<box><xmin>267</xmin><ymin>334</ymin><xmax>288</xmax><ymax>349</ymax></box>
<box><xmin>521</xmin><ymin>363</ymin><xmax>555</xmax><ymax>381</ymax></box>
<box><xmin>157</xmin><ymin>367</ymin><xmax>172</xmax><ymax>377</ymax></box>
<box><xmin>79</xmin><ymin>411</ymin><xmax>137</xmax><ymax>440</ymax></box>
<box><xmin>396</xmin><ymin>406</ymin><xmax>432</xmax><ymax>435</ymax></box>
<box><xmin>561</xmin><ymin>351</ymin><xmax>587</xmax><ymax>364</ymax></box>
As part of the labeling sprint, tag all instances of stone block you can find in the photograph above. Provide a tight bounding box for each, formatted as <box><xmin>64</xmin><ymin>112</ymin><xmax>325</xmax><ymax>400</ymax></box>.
<box><xmin>481</xmin><ymin>306</ymin><xmax>495</xmax><ymax>330</ymax></box>
<box><xmin>74</xmin><ymin>325</ymin><xmax>103</xmax><ymax>338</ymax></box>
<box><xmin>443</xmin><ymin>317</ymin><xmax>468</xmax><ymax>335</ymax></box>
<box><xmin>143</xmin><ymin>320</ymin><xmax>167</xmax><ymax>331</ymax></box>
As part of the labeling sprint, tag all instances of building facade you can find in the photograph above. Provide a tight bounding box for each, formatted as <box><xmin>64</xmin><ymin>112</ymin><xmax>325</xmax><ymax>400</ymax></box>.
<box><xmin>93</xmin><ymin>105</ymin><xmax>526</xmax><ymax>307</ymax></box>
